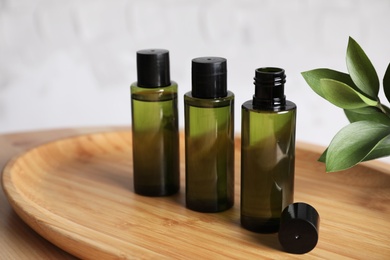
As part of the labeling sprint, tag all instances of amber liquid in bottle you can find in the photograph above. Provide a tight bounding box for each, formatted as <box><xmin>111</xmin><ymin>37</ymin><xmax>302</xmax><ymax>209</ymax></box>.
<box><xmin>241</xmin><ymin>67</ymin><xmax>296</xmax><ymax>233</ymax></box>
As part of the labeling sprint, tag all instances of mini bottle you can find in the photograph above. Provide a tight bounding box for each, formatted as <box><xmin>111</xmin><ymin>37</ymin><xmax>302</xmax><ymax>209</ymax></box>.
<box><xmin>241</xmin><ymin>67</ymin><xmax>296</xmax><ymax>233</ymax></box>
<box><xmin>130</xmin><ymin>49</ymin><xmax>179</xmax><ymax>196</ymax></box>
<box><xmin>184</xmin><ymin>57</ymin><xmax>234</xmax><ymax>212</ymax></box>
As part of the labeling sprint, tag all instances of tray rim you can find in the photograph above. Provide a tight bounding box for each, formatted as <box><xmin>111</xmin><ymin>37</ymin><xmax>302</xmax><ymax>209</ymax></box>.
<box><xmin>2</xmin><ymin>130</ymin><xmax>390</xmax><ymax>259</ymax></box>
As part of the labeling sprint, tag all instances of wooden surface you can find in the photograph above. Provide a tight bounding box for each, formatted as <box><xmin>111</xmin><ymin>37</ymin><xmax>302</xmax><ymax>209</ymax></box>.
<box><xmin>2</xmin><ymin>127</ymin><xmax>390</xmax><ymax>259</ymax></box>
<box><xmin>0</xmin><ymin>127</ymin><xmax>124</xmax><ymax>260</ymax></box>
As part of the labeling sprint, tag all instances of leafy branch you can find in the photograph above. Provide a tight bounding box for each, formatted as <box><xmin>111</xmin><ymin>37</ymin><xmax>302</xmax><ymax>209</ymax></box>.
<box><xmin>302</xmin><ymin>37</ymin><xmax>390</xmax><ymax>172</ymax></box>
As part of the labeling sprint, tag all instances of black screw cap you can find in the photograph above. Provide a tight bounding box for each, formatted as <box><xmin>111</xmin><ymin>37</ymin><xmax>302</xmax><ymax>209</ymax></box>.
<box><xmin>137</xmin><ymin>49</ymin><xmax>171</xmax><ymax>88</ymax></box>
<box><xmin>278</xmin><ymin>202</ymin><xmax>320</xmax><ymax>254</ymax></box>
<box><xmin>191</xmin><ymin>57</ymin><xmax>227</xmax><ymax>98</ymax></box>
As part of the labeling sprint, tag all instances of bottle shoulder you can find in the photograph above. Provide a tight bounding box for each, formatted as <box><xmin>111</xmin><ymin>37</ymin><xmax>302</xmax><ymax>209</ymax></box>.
<box><xmin>131</xmin><ymin>81</ymin><xmax>178</xmax><ymax>92</ymax></box>
<box><xmin>184</xmin><ymin>91</ymin><xmax>234</xmax><ymax>108</ymax></box>
<box><xmin>131</xmin><ymin>81</ymin><xmax>178</xmax><ymax>101</ymax></box>
<box><xmin>242</xmin><ymin>100</ymin><xmax>296</xmax><ymax>112</ymax></box>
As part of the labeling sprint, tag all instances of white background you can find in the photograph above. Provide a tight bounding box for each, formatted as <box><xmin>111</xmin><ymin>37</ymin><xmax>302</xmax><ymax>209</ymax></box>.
<box><xmin>1</xmin><ymin>0</ymin><xmax>389</xmax><ymax>161</ymax></box>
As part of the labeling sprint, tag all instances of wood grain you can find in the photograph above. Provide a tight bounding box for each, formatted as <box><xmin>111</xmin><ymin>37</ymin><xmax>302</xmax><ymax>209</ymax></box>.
<box><xmin>2</xmin><ymin>130</ymin><xmax>390</xmax><ymax>259</ymax></box>
<box><xmin>0</xmin><ymin>127</ymin><xmax>127</xmax><ymax>259</ymax></box>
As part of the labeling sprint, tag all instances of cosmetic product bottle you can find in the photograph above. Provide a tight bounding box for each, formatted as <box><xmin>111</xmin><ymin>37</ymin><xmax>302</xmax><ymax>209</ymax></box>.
<box><xmin>130</xmin><ymin>49</ymin><xmax>179</xmax><ymax>196</ymax></box>
<box><xmin>241</xmin><ymin>67</ymin><xmax>296</xmax><ymax>233</ymax></box>
<box><xmin>184</xmin><ymin>57</ymin><xmax>234</xmax><ymax>212</ymax></box>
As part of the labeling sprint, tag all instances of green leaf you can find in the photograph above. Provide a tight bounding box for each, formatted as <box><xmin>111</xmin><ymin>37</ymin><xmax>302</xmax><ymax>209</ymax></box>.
<box><xmin>344</xmin><ymin>107</ymin><xmax>390</xmax><ymax>126</ymax></box>
<box><xmin>320</xmin><ymin>79</ymin><xmax>378</xmax><ymax>109</ymax></box>
<box><xmin>384</xmin><ymin>63</ymin><xmax>390</xmax><ymax>103</ymax></box>
<box><xmin>301</xmin><ymin>68</ymin><xmax>357</xmax><ymax>99</ymax></box>
<box><xmin>325</xmin><ymin>121</ymin><xmax>390</xmax><ymax>172</ymax></box>
<box><xmin>363</xmin><ymin>134</ymin><xmax>390</xmax><ymax>161</ymax></box>
<box><xmin>346</xmin><ymin>37</ymin><xmax>379</xmax><ymax>99</ymax></box>
<box><xmin>318</xmin><ymin>148</ymin><xmax>327</xmax><ymax>163</ymax></box>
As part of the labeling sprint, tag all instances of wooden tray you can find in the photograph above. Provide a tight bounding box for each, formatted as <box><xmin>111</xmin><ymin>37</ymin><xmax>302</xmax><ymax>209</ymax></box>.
<box><xmin>2</xmin><ymin>131</ymin><xmax>390</xmax><ymax>259</ymax></box>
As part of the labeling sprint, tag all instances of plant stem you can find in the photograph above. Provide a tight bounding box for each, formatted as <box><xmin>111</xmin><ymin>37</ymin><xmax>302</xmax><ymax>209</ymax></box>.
<box><xmin>377</xmin><ymin>101</ymin><xmax>390</xmax><ymax>117</ymax></box>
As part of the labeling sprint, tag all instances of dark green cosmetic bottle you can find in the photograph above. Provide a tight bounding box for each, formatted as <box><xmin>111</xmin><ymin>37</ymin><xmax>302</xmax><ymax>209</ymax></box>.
<box><xmin>241</xmin><ymin>67</ymin><xmax>296</xmax><ymax>233</ymax></box>
<box><xmin>184</xmin><ymin>57</ymin><xmax>234</xmax><ymax>212</ymax></box>
<box><xmin>130</xmin><ymin>49</ymin><xmax>179</xmax><ymax>196</ymax></box>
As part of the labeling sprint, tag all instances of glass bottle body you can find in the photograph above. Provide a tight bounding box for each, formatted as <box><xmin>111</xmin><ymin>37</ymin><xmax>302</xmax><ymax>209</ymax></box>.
<box><xmin>130</xmin><ymin>82</ymin><xmax>179</xmax><ymax>196</ymax></box>
<box><xmin>241</xmin><ymin>100</ymin><xmax>296</xmax><ymax>233</ymax></box>
<box><xmin>184</xmin><ymin>91</ymin><xmax>234</xmax><ymax>212</ymax></box>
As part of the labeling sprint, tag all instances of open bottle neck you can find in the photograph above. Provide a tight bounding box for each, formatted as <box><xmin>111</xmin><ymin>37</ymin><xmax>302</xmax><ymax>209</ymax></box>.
<box><xmin>252</xmin><ymin>67</ymin><xmax>286</xmax><ymax>110</ymax></box>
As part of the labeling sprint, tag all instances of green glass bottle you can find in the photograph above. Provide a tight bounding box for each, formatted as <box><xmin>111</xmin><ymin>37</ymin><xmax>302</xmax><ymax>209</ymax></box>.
<box><xmin>241</xmin><ymin>67</ymin><xmax>296</xmax><ymax>233</ymax></box>
<box><xmin>184</xmin><ymin>57</ymin><xmax>234</xmax><ymax>212</ymax></box>
<box><xmin>130</xmin><ymin>49</ymin><xmax>179</xmax><ymax>196</ymax></box>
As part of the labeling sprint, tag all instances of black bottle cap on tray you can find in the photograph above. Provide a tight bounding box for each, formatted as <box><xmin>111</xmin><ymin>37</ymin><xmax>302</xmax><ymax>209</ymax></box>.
<box><xmin>137</xmin><ymin>49</ymin><xmax>171</xmax><ymax>87</ymax></box>
<box><xmin>278</xmin><ymin>202</ymin><xmax>320</xmax><ymax>254</ymax></box>
<box><xmin>192</xmin><ymin>57</ymin><xmax>227</xmax><ymax>98</ymax></box>
<box><xmin>253</xmin><ymin>67</ymin><xmax>286</xmax><ymax>109</ymax></box>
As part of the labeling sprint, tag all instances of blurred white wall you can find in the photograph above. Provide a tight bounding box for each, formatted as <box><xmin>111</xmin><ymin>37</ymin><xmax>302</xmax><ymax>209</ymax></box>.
<box><xmin>1</xmin><ymin>0</ymin><xmax>389</xmax><ymax>153</ymax></box>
